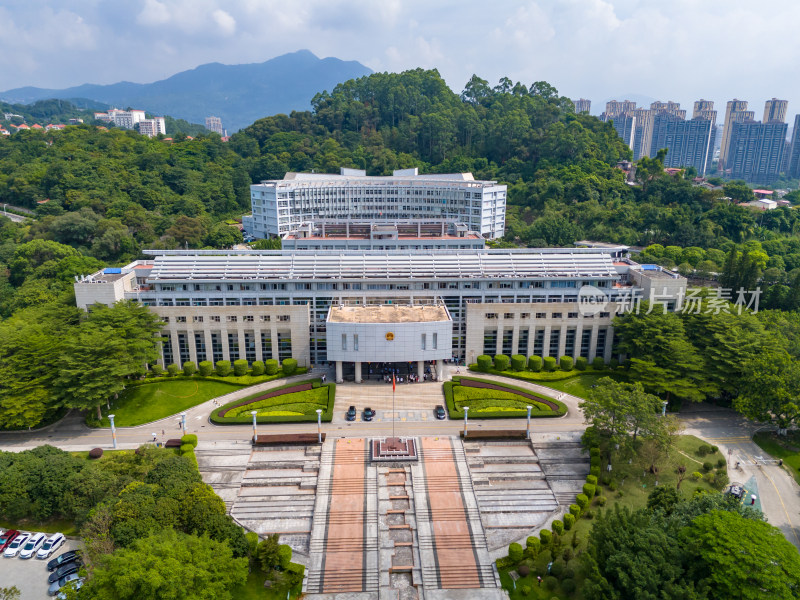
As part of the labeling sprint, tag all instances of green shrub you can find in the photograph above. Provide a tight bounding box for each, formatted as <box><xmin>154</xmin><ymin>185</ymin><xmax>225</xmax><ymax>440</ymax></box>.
<box><xmin>476</xmin><ymin>355</ymin><xmax>493</xmax><ymax>371</ymax></box>
<box><xmin>528</xmin><ymin>356</ymin><xmax>543</xmax><ymax>372</ymax></box>
<box><xmin>716</xmin><ymin>457</ymin><xmax>727</xmax><ymax>469</ymax></box>
<box><xmin>576</xmin><ymin>494</ymin><xmax>589</xmax><ymax>511</ymax></box>
<box><xmin>179</xmin><ymin>443</ymin><xmax>193</xmax><ymax>454</ymax></box>
<box><xmin>545</xmin><ymin>575</ymin><xmax>558</xmax><ymax>590</ymax></box>
<box><xmin>167</xmin><ymin>363</ymin><xmax>180</xmax><ymax>376</ymax></box>
<box><xmin>590</xmin><ymin>465</ymin><xmax>601</xmax><ymax>478</ymax></box>
<box><xmin>600</xmin><ymin>473</ymin><xmax>612</xmax><ymax>486</ymax></box>
<box><xmin>596</xmin><ymin>495</ymin><xmax>607</xmax><ymax>506</ymax></box>
<box><xmin>561</xmin><ymin>578</ymin><xmax>576</xmax><ymax>594</ymax></box>
<box><xmin>508</xmin><ymin>542</ymin><xmax>523</xmax><ymax>563</ymax></box>
<box><xmin>539</xmin><ymin>529</ymin><xmax>552</xmax><ymax>547</ymax></box>
<box><xmin>311</xmin><ymin>380</ymin><xmax>320</xmax><ymax>388</ymax></box>
<box><xmin>583</xmin><ymin>483</ymin><xmax>596</xmax><ymax>500</ymax></box>
<box><xmin>250</xmin><ymin>361</ymin><xmax>265</xmax><ymax>376</ymax></box>
<box><xmin>590</xmin><ymin>455</ymin><xmax>601</xmax><ymax>468</ymax></box>
<box><xmin>710</xmin><ymin>445</ymin><xmax>718</xmax><ymax>452</ymax></box>
<box><xmin>575</xmin><ymin>357</ymin><xmax>588</xmax><ymax>371</ymax></box>
<box><xmin>569</xmin><ymin>504</ymin><xmax>581</xmax><ymax>517</ymax></box>
<box><xmin>592</xmin><ymin>356</ymin><xmax>605</xmax><ymax>370</ymax></box>
<box><xmin>525</xmin><ymin>536</ymin><xmax>541</xmax><ymax>557</ymax></box>
<box><xmin>586</xmin><ymin>474</ymin><xmax>598</xmax><ymax>486</ymax></box>
<box><xmin>264</xmin><ymin>359</ymin><xmax>279</xmax><ymax>375</ymax></box>
<box><xmin>543</xmin><ymin>356</ymin><xmax>557</xmax><ymax>372</ymax></box>
<box><xmin>233</xmin><ymin>359</ymin><xmax>249</xmax><ymax>376</ymax></box>
<box><xmin>608</xmin><ymin>480</ymin><xmax>618</xmax><ymax>491</ymax></box>
<box><xmin>551</xmin><ymin>520</ymin><xmax>564</xmax><ymax>535</ymax></box>
<box><xmin>215</xmin><ymin>360</ymin><xmax>232</xmax><ymax>377</ymax></box>
<box><xmin>519</xmin><ymin>585</ymin><xmax>531</xmax><ymax>596</ymax></box>
<box><xmin>697</xmin><ymin>444</ymin><xmax>712</xmax><ymax>457</ymax></box>
<box><xmin>691</xmin><ymin>471</ymin><xmax>703</xmax><ymax>481</ymax></box>
<box><xmin>511</xmin><ymin>354</ymin><xmax>526</xmax><ymax>371</ymax></box>
<box><xmin>182</xmin><ymin>361</ymin><xmax>197</xmax><ymax>376</ymax></box>
<box><xmin>584</xmin><ymin>509</ymin><xmax>595</xmax><ymax>519</ymax></box>
<box><xmin>150</xmin><ymin>364</ymin><xmax>164</xmax><ymax>376</ymax></box>
<box><xmin>702</xmin><ymin>461</ymin><xmax>713</xmax><ymax>473</ymax></box>
<box><xmin>493</xmin><ymin>354</ymin><xmax>510</xmax><ymax>371</ymax></box>
<box><xmin>550</xmin><ymin>558</ymin><xmax>565</xmax><ymax>578</ymax></box>
<box><xmin>712</xmin><ymin>471</ymin><xmax>729</xmax><ymax>490</ymax></box>
<box><xmin>590</xmin><ymin>446</ymin><xmax>601</xmax><ymax>457</ymax></box>
<box><xmin>559</xmin><ymin>356</ymin><xmax>573</xmax><ymax>371</ymax></box>
<box><xmin>282</xmin><ymin>358</ymin><xmax>298</xmax><ymax>376</ymax></box>
<box><xmin>563</xmin><ymin>513</ymin><xmax>575</xmax><ymax>530</ymax></box>
<box><xmin>181</xmin><ymin>434</ymin><xmax>198</xmax><ymax>448</ymax></box>
<box><xmin>198</xmin><ymin>361</ymin><xmax>214</xmax><ymax>376</ymax></box>
<box><xmin>609</xmin><ymin>357</ymin><xmax>619</xmax><ymax>368</ymax></box>
<box><xmin>277</xmin><ymin>544</ymin><xmax>293</xmax><ymax>569</ymax></box>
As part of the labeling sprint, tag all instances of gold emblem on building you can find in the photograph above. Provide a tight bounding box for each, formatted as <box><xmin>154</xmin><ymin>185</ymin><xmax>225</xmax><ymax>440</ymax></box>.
<box><xmin>385</xmin><ymin>332</ymin><xmax>395</xmax><ymax>341</ymax></box>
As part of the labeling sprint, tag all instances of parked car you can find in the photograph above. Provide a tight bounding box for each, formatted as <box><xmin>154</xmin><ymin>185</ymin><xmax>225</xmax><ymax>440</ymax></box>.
<box><xmin>48</xmin><ymin>574</ymin><xmax>81</xmax><ymax>597</ymax></box>
<box><xmin>346</xmin><ymin>405</ymin><xmax>357</xmax><ymax>421</ymax></box>
<box><xmin>47</xmin><ymin>550</ymin><xmax>79</xmax><ymax>571</ymax></box>
<box><xmin>0</xmin><ymin>530</ymin><xmax>20</xmax><ymax>553</ymax></box>
<box><xmin>37</xmin><ymin>533</ymin><xmax>65</xmax><ymax>559</ymax></box>
<box><xmin>57</xmin><ymin>579</ymin><xmax>84</xmax><ymax>600</ymax></box>
<box><xmin>3</xmin><ymin>532</ymin><xmax>29</xmax><ymax>558</ymax></box>
<box><xmin>435</xmin><ymin>405</ymin><xmax>447</xmax><ymax>420</ymax></box>
<box><xmin>19</xmin><ymin>532</ymin><xmax>46</xmax><ymax>559</ymax></box>
<box><xmin>48</xmin><ymin>559</ymin><xmax>82</xmax><ymax>584</ymax></box>
<box><xmin>363</xmin><ymin>407</ymin><xmax>375</xmax><ymax>422</ymax></box>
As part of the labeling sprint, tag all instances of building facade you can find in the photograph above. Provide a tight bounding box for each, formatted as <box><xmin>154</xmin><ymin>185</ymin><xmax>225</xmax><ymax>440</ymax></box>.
<box><xmin>247</xmin><ymin>168</ymin><xmax>507</xmax><ymax>239</ymax></box>
<box><xmin>205</xmin><ymin>116</ymin><xmax>224</xmax><ymax>136</ymax></box>
<box><xmin>763</xmin><ymin>98</ymin><xmax>788</xmax><ymax>124</ymax></box>
<box><xmin>573</xmin><ymin>99</ymin><xmax>591</xmax><ymax>114</ymax></box>
<box><xmin>719</xmin><ymin>100</ymin><xmax>754</xmax><ymax>172</ymax></box>
<box><xmin>138</xmin><ymin>117</ymin><xmax>166</xmax><ymax>137</ymax></box>
<box><xmin>726</xmin><ymin>120</ymin><xmax>787</xmax><ymax>184</ymax></box>
<box><xmin>74</xmin><ymin>249</ymin><xmax>687</xmax><ymax>377</ymax></box>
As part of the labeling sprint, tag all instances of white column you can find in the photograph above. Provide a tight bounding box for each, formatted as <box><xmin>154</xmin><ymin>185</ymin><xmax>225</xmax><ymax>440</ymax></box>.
<box><xmin>604</xmin><ymin>328</ymin><xmax>614</xmax><ymax>363</ymax></box>
<box><xmin>588</xmin><ymin>326</ymin><xmax>599</xmax><ymax>362</ymax></box>
<box><xmin>255</xmin><ymin>330</ymin><xmax>263</xmax><ymax>362</ymax></box>
<box><xmin>557</xmin><ymin>326</ymin><xmax>567</xmax><ymax>359</ymax></box>
<box><xmin>542</xmin><ymin>325</ymin><xmax>552</xmax><ymax>358</ymax></box>
<box><xmin>355</xmin><ymin>361</ymin><xmax>362</xmax><ymax>383</ymax></box>
<box><xmin>221</xmin><ymin>329</ymin><xmax>230</xmax><ymax>362</ymax></box>
<box><xmin>511</xmin><ymin>325</ymin><xmax>519</xmax><ymax>356</ymax></box>
<box><xmin>238</xmin><ymin>329</ymin><xmax>247</xmax><ymax>363</ymax></box>
<box><xmin>335</xmin><ymin>361</ymin><xmax>343</xmax><ymax>383</ymax></box>
<box><xmin>188</xmin><ymin>330</ymin><xmax>198</xmax><ymax>365</ymax></box>
<box><xmin>204</xmin><ymin>330</ymin><xmax>214</xmax><ymax>364</ymax></box>
<box><xmin>574</xmin><ymin>324</ymin><xmax>584</xmax><ymax>360</ymax></box>
<box><xmin>417</xmin><ymin>360</ymin><xmax>425</xmax><ymax>379</ymax></box>
<box><xmin>436</xmin><ymin>361</ymin><xmax>444</xmax><ymax>381</ymax></box>
<box><xmin>169</xmin><ymin>331</ymin><xmax>180</xmax><ymax>367</ymax></box>
<box><xmin>271</xmin><ymin>327</ymin><xmax>279</xmax><ymax>363</ymax></box>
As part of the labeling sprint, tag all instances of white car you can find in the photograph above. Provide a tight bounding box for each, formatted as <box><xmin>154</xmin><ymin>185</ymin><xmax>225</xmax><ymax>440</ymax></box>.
<box><xmin>19</xmin><ymin>532</ymin><xmax>46</xmax><ymax>559</ymax></box>
<box><xmin>3</xmin><ymin>532</ymin><xmax>30</xmax><ymax>558</ymax></box>
<box><xmin>37</xmin><ymin>533</ymin><xmax>65</xmax><ymax>559</ymax></box>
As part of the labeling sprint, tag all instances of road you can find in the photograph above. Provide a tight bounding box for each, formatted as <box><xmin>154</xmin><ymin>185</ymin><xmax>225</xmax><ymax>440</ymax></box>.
<box><xmin>1</xmin><ymin>370</ymin><xmax>798</xmax><ymax>549</ymax></box>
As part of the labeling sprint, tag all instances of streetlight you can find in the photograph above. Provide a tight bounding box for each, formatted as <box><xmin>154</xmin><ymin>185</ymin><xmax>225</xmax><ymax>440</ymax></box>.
<box><xmin>180</xmin><ymin>412</ymin><xmax>187</xmax><ymax>436</ymax></box>
<box><xmin>108</xmin><ymin>414</ymin><xmax>117</xmax><ymax>449</ymax></box>
<box><xmin>316</xmin><ymin>409</ymin><xmax>323</xmax><ymax>443</ymax></box>
<box><xmin>463</xmin><ymin>406</ymin><xmax>469</xmax><ymax>438</ymax></box>
<box><xmin>526</xmin><ymin>405</ymin><xmax>532</xmax><ymax>439</ymax></box>
<box><xmin>251</xmin><ymin>410</ymin><xmax>258</xmax><ymax>442</ymax></box>
<box><xmin>661</xmin><ymin>401</ymin><xmax>668</xmax><ymax>417</ymax></box>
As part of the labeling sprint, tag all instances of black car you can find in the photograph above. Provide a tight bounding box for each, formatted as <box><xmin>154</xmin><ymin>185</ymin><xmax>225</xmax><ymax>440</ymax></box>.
<box><xmin>47</xmin><ymin>551</ymin><xmax>79</xmax><ymax>572</ymax></box>
<box><xmin>363</xmin><ymin>407</ymin><xmax>375</xmax><ymax>422</ymax></box>
<box><xmin>346</xmin><ymin>406</ymin><xmax>357</xmax><ymax>421</ymax></box>
<box><xmin>48</xmin><ymin>560</ymin><xmax>82</xmax><ymax>584</ymax></box>
<box><xmin>435</xmin><ymin>405</ymin><xmax>446</xmax><ymax>420</ymax></box>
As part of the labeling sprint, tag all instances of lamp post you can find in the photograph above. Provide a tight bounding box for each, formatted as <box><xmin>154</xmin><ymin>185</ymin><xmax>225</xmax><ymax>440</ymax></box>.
<box><xmin>661</xmin><ymin>401</ymin><xmax>668</xmax><ymax>417</ymax></box>
<box><xmin>463</xmin><ymin>406</ymin><xmax>469</xmax><ymax>438</ymax></box>
<box><xmin>251</xmin><ymin>410</ymin><xmax>258</xmax><ymax>442</ymax></box>
<box><xmin>316</xmin><ymin>409</ymin><xmax>323</xmax><ymax>443</ymax></box>
<box><xmin>180</xmin><ymin>412</ymin><xmax>187</xmax><ymax>436</ymax></box>
<box><xmin>108</xmin><ymin>414</ymin><xmax>117</xmax><ymax>449</ymax></box>
<box><xmin>526</xmin><ymin>405</ymin><xmax>532</xmax><ymax>439</ymax></box>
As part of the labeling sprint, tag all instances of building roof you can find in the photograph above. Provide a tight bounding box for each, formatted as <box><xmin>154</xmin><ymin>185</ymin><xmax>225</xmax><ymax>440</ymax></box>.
<box><xmin>143</xmin><ymin>250</ymin><xmax>618</xmax><ymax>281</ymax></box>
<box><xmin>328</xmin><ymin>305</ymin><xmax>450</xmax><ymax>323</ymax></box>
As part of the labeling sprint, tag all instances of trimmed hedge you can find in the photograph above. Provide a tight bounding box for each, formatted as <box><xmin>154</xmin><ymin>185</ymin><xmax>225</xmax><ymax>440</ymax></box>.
<box><xmin>476</xmin><ymin>355</ymin><xmax>493</xmax><ymax>371</ymax></box>
<box><xmin>181</xmin><ymin>434</ymin><xmax>198</xmax><ymax>448</ymax></box>
<box><xmin>586</xmin><ymin>474</ymin><xmax>598</xmax><ymax>486</ymax></box>
<box><xmin>543</xmin><ymin>356</ymin><xmax>557</xmax><ymax>372</ymax></box>
<box><xmin>559</xmin><ymin>356</ymin><xmax>573</xmax><ymax>371</ymax></box>
<box><xmin>215</xmin><ymin>360</ymin><xmax>232</xmax><ymax>377</ymax></box>
<box><xmin>525</xmin><ymin>536</ymin><xmax>541</xmax><ymax>556</ymax></box>
<box><xmin>551</xmin><ymin>519</ymin><xmax>564</xmax><ymax>535</ymax></box>
<box><xmin>493</xmin><ymin>354</ymin><xmax>510</xmax><ymax>371</ymax></box>
<box><xmin>233</xmin><ymin>359</ymin><xmax>249</xmax><ymax>377</ymax></box>
<box><xmin>583</xmin><ymin>483</ymin><xmax>596</xmax><ymax>500</ymax></box>
<box><xmin>539</xmin><ymin>529</ymin><xmax>552</xmax><ymax>547</ymax></box>
<box><xmin>182</xmin><ymin>361</ymin><xmax>197</xmax><ymax>376</ymax></box>
<box><xmin>442</xmin><ymin>376</ymin><xmax>567</xmax><ymax>419</ymax></box>
<box><xmin>180</xmin><ymin>443</ymin><xmax>193</xmax><ymax>454</ymax></box>
<box><xmin>511</xmin><ymin>354</ymin><xmax>526</xmax><ymax>371</ymax></box>
<box><xmin>569</xmin><ymin>504</ymin><xmax>581</xmax><ymax>517</ymax></box>
<box><xmin>576</xmin><ymin>494</ymin><xmax>589</xmax><ymax>511</ymax></box>
<box><xmin>563</xmin><ymin>513</ymin><xmax>575</xmax><ymax>530</ymax></box>
<box><xmin>211</xmin><ymin>379</ymin><xmax>335</xmax><ymax>424</ymax></box>
<box><xmin>167</xmin><ymin>363</ymin><xmax>180</xmax><ymax>376</ymax></box>
<box><xmin>251</xmin><ymin>361</ymin><xmax>265</xmax><ymax>376</ymax></box>
<box><xmin>150</xmin><ymin>364</ymin><xmax>164</xmax><ymax>376</ymax></box>
<box><xmin>282</xmin><ymin>358</ymin><xmax>298</xmax><ymax>376</ymax></box>
<box><xmin>575</xmin><ymin>357</ymin><xmax>588</xmax><ymax>371</ymax></box>
<box><xmin>508</xmin><ymin>542</ymin><xmax>523</xmax><ymax>563</ymax></box>
<box><xmin>592</xmin><ymin>356</ymin><xmax>606</xmax><ymax>370</ymax></box>
<box><xmin>528</xmin><ymin>356</ymin><xmax>542</xmax><ymax>372</ymax></box>
<box><xmin>198</xmin><ymin>361</ymin><xmax>214</xmax><ymax>377</ymax></box>
<box><xmin>265</xmin><ymin>359</ymin><xmax>279</xmax><ymax>375</ymax></box>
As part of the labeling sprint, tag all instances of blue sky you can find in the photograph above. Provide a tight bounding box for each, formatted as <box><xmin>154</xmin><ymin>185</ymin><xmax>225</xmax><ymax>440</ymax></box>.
<box><xmin>2</xmin><ymin>0</ymin><xmax>798</xmax><ymax>117</ymax></box>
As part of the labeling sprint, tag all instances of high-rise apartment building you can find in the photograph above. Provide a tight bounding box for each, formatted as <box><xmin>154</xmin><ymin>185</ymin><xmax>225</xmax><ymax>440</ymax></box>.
<box><xmin>763</xmin><ymin>98</ymin><xmax>788</xmax><ymax>123</ymax></box>
<box><xmin>572</xmin><ymin>99</ymin><xmax>591</xmax><ymax>114</ymax></box>
<box><xmin>787</xmin><ymin>115</ymin><xmax>800</xmax><ymax>178</ymax></box>
<box><xmin>650</xmin><ymin>101</ymin><xmax>686</xmax><ymax>119</ymax></box>
<box><xmin>632</xmin><ymin>108</ymin><xmax>654</xmax><ymax>160</ymax></box>
<box><xmin>138</xmin><ymin>117</ymin><xmax>166</xmax><ymax>138</ymax></box>
<box><xmin>726</xmin><ymin>120</ymin><xmax>787</xmax><ymax>184</ymax></box>
<box><xmin>693</xmin><ymin>100</ymin><xmax>714</xmax><ymax>119</ymax></box>
<box><xmin>603</xmin><ymin>100</ymin><xmax>636</xmax><ymax>120</ymax></box>
<box><xmin>610</xmin><ymin>113</ymin><xmax>636</xmax><ymax>148</ymax></box>
<box><xmin>719</xmin><ymin>100</ymin><xmax>754</xmax><ymax>171</ymax></box>
<box><xmin>205</xmin><ymin>116</ymin><xmax>224</xmax><ymax>136</ymax></box>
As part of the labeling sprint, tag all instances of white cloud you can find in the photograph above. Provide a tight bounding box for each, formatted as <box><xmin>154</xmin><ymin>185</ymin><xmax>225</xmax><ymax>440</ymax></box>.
<box><xmin>212</xmin><ymin>9</ymin><xmax>236</xmax><ymax>35</ymax></box>
<box><xmin>136</xmin><ymin>0</ymin><xmax>171</xmax><ymax>26</ymax></box>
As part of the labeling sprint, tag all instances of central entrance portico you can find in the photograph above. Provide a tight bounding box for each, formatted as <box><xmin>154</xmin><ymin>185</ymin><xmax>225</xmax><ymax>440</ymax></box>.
<box><xmin>326</xmin><ymin>304</ymin><xmax>453</xmax><ymax>383</ymax></box>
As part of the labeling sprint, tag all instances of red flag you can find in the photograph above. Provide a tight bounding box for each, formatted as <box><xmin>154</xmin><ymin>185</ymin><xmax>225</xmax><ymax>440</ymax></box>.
<box><xmin>392</xmin><ymin>373</ymin><xmax>396</xmax><ymax>392</ymax></box>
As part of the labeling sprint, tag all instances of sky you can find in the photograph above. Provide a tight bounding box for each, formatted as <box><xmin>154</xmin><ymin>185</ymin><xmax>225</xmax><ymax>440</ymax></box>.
<box><xmin>2</xmin><ymin>0</ymin><xmax>799</xmax><ymax>117</ymax></box>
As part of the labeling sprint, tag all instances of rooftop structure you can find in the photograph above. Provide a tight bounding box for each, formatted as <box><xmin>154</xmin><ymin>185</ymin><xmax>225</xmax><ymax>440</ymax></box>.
<box><xmin>328</xmin><ymin>305</ymin><xmax>449</xmax><ymax>323</ymax></box>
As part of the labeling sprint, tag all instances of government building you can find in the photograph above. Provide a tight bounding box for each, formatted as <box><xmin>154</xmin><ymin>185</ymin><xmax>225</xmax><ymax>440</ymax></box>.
<box><xmin>74</xmin><ymin>247</ymin><xmax>686</xmax><ymax>382</ymax></box>
<box><xmin>243</xmin><ymin>168</ymin><xmax>507</xmax><ymax>240</ymax></box>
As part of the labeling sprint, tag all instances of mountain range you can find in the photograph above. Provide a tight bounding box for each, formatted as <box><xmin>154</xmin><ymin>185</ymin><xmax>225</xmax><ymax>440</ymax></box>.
<box><xmin>0</xmin><ymin>50</ymin><xmax>372</xmax><ymax>132</ymax></box>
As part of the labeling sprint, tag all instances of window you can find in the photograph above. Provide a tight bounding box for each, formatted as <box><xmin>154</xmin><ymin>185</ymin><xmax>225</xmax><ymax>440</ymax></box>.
<box><xmin>209</xmin><ymin>298</ymin><xmax>223</xmax><ymax>306</ymax></box>
<box><xmin>483</xmin><ymin>329</ymin><xmax>497</xmax><ymax>355</ymax></box>
<box><xmin>211</xmin><ymin>315</ymin><xmax>220</xmax><ymax>322</ymax></box>
<box><xmin>485</xmin><ymin>312</ymin><xmax>498</xmax><ymax>319</ymax></box>
<box><xmin>518</xmin><ymin>328</ymin><xmax>530</xmax><ymax>355</ymax></box>
<box><xmin>502</xmin><ymin>329</ymin><xmax>513</xmax><ymax>355</ymax></box>
<box><xmin>504</xmin><ymin>313</ymin><xmax>514</xmax><ymax>319</ymax></box>
<box><xmin>535</xmin><ymin>312</ymin><xmax>546</xmax><ymax>319</ymax></box>
<box><xmin>520</xmin><ymin>313</ymin><xmax>530</xmax><ymax>319</ymax></box>
<box><xmin>211</xmin><ymin>333</ymin><xmax>223</xmax><ymax>363</ymax></box>
<box><xmin>227</xmin><ymin>333</ymin><xmax>239</xmax><ymax>361</ymax></box>
<box><xmin>552</xmin><ymin>313</ymin><xmax>562</xmax><ymax>319</ymax></box>
<box><xmin>194</xmin><ymin>332</ymin><xmax>207</xmax><ymax>363</ymax></box>
<box><xmin>260</xmin><ymin>315</ymin><xmax>271</xmax><ymax>322</ymax></box>
<box><xmin>162</xmin><ymin>316</ymin><xmax>170</xmax><ymax>323</ymax></box>
<box><xmin>176</xmin><ymin>316</ymin><xmax>187</xmax><ymax>323</ymax></box>
<box><xmin>161</xmin><ymin>333</ymin><xmax>173</xmax><ymax>365</ymax></box>
<box><xmin>568</xmin><ymin>312</ymin><xmax>579</xmax><ymax>319</ymax></box>
<box><xmin>354</xmin><ymin>334</ymin><xmax>359</xmax><ymax>351</ymax></box>
<box><xmin>227</xmin><ymin>316</ymin><xmax>238</xmax><ymax>323</ymax></box>
<box><xmin>278</xmin><ymin>315</ymin><xmax>291</xmax><ymax>322</ymax></box>
<box><xmin>549</xmin><ymin>329</ymin><xmax>561</xmax><ymax>357</ymax></box>
<box><xmin>261</xmin><ymin>332</ymin><xmax>272</xmax><ymax>360</ymax></box>
<box><xmin>581</xmin><ymin>329</ymin><xmax>592</xmax><ymax>359</ymax></box>
<box><xmin>277</xmin><ymin>333</ymin><xmax>292</xmax><ymax>361</ymax></box>
<box><xmin>244</xmin><ymin>332</ymin><xmax>256</xmax><ymax>363</ymax></box>
<box><xmin>421</xmin><ymin>333</ymin><xmax>426</xmax><ymax>350</ymax></box>
<box><xmin>342</xmin><ymin>334</ymin><xmax>347</xmax><ymax>350</ymax></box>
<box><xmin>599</xmin><ymin>312</ymin><xmax>610</xmax><ymax>318</ymax></box>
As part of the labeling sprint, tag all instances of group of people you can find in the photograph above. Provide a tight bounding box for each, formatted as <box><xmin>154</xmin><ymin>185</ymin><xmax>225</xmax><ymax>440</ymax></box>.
<box><xmin>383</xmin><ymin>372</ymin><xmax>427</xmax><ymax>383</ymax></box>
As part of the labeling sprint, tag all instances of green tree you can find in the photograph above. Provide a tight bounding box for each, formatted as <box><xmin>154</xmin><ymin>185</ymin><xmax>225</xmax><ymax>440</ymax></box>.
<box><xmin>0</xmin><ymin>587</ymin><xmax>20</xmax><ymax>600</ymax></box>
<box><xmin>82</xmin><ymin>529</ymin><xmax>247</xmax><ymax>600</ymax></box>
<box><xmin>735</xmin><ymin>350</ymin><xmax>800</xmax><ymax>432</ymax></box>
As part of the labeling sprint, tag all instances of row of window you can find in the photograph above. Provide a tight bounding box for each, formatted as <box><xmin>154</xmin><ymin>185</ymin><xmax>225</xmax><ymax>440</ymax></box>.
<box><xmin>485</xmin><ymin>311</ymin><xmax>611</xmax><ymax>320</ymax></box>
<box><xmin>164</xmin><ymin>315</ymin><xmax>290</xmax><ymax>324</ymax></box>
<box><xmin>483</xmin><ymin>327</ymin><xmax>609</xmax><ymax>358</ymax></box>
<box><xmin>162</xmin><ymin>331</ymin><xmax>293</xmax><ymax>365</ymax></box>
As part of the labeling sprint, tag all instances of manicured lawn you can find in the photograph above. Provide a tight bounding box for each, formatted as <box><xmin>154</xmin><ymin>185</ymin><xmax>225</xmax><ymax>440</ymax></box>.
<box><xmin>452</xmin><ymin>386</ymin><xmax>555</xmax><ymax>413</ymax></box>
<box><xmin>92</xmin><ymin>379</ymin><xmax>249</xmax><ymax>427</ymax></box>
<box><xmin>0</xmin><ymin>517</ymin><xmax>78</xmax><ymax>537</ymax></box>
<box><xmin>231</xmin><ymin>567</ymin><xmax>303</xmax><ymax>600</ymax></box>
<box><xmin>212</xmin><ymin>380</ymin><xmax>335</xmax><ymax>424</ymax></box>
<box><xmin>226</xmin><ymin>387</ymin><xmax>329</xmax><ymax>417</ymax></box>
<box><xmin>753</xmin><ymin>431</ymin><xmax>800</xmax><ymax>485</ymax></box>
<box><xmin>468</xmin><ymin>367</ymin><xmax>625</xmax><ymax>399</ymax></box>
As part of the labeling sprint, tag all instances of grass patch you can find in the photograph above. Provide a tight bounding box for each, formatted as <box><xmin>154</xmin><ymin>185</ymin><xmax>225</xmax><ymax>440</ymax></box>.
<box><xmin>453</xmin><ymin>386</ymin><xmax>556</xmax><ymax>413</ymax></box>
<box><xmin>0</xmin><ymin>518</ymin><xmax>78</xmax><ymax>537</ymax></box>
<box><xmin>468</xmin><ymin>366</ymin><xmax>625</xmax><ymax>399</ymax></box>
<box><xmin>753</xmin><ymin>431</ymin><xmax>800</xmax><ymax>485</ymax></box>
<box><xmin>230</xmin><ymin>566</ymin><xmax>303</xmax><ymax>600</ymax></box>
<box><xmin>212</xmin><ymin>380</ymin><xmax>335</xmax><ymax>424</ymax></box>
<box><xmin>444</xmin><ymin>377</ymin><xmax>566</xmax><ymax>419</ymax></box>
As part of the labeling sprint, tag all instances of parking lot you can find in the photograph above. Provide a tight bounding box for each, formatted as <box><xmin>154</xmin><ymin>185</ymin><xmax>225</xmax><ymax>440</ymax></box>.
<box><xmin>0</xmin><ymin>538</ymin><xmax>80</xmax><ymax>599</ymax></box>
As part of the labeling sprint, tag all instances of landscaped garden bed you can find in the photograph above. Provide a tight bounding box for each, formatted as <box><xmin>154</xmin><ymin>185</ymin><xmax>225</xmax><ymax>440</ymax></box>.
<box><xmin>211</xmin><ymin>379</ymin><xmax>335</xmax><ymax>424</ymax></box>
<box><xmin>443</xmin><ymin>376</ymin><xmax>566</xmax><ymax>419</ymax></box>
